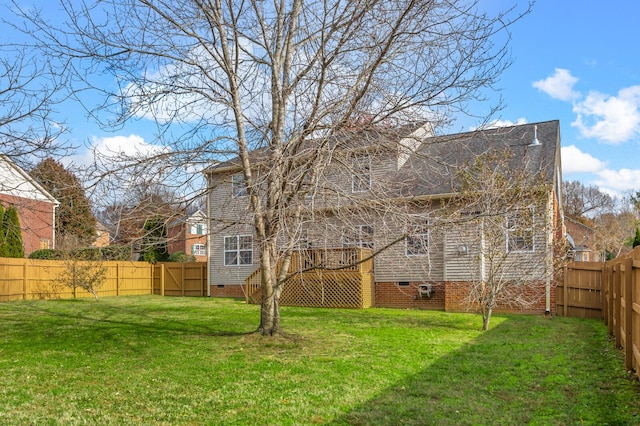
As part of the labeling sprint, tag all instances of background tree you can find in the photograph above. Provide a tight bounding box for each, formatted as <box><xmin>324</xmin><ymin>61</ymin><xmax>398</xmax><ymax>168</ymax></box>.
<box><xmin>448</xmin><ymin>150</ymin><xmax>557</xmax><ymax>331</ymax></box>
<box><xmin>3</xmin><ymin>206</ymin><xmax>24</xmax><ymax>258</ymax></box>
<box><xmin>30</xmin><ymin>158</ymin><xmax>97</xmax><ymax>249</ymax></box>
<box><xmin>633</xmin><ymin>228</ymin><xmax>640</xmax><ymax>249</ymax></box>
<box><xmin>0</xmin><ymin>6</ymin><xmax>70</xmax><ymax>165</ymax></box>
<box><xmin>23</xmin><ymin>0</ymin><xmax>531</xmax><ymax>335</ymax></box>
<box><xmin>562</xmin><ymin>180</ymin><xmax>615</xmax><ymax>222</ymax></box>
<box><xmin>95</xmin><ymin>181</ymin><xmax>184</xmax><ymax>253</ymax></box>
<box><xmin>140</xmin><ymin>215</ymin><xmax>169</xmax><ymax>263</ymax></box>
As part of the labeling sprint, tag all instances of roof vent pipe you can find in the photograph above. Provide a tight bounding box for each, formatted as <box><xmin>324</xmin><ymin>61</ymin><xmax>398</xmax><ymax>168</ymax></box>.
<box><xmin>529</xmin><ymin>125</ymin><xmax>541</xmax><ymax>146</ymax></box>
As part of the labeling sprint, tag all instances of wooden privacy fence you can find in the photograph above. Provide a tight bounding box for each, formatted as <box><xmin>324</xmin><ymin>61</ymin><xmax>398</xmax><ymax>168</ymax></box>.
<box><xmin>562</xmin><ymin>246</ymin><xmax>640</xmax><ymax>379</ymax></box>
<box><xmin>0</xmin><ymin>258</ymin><xmax>208</xmax><ymax>300</ymax></box>
<box><xmin>152</xmin><ymin>262</ymin><xmax>208</xmax><ymax>296</ymax></box>
<box><xmin>0</xmin><ymin>257</ymin><xmax>153</xmax><ymax>300</ymax></box>
<box><xmin>559</xmin><ymin>261</ymin><xmax>606</xmax><ymax>318</ymax></box>
<box><xmin>246</xmin><ymin>248</ymin><xmax>375</xmax><ymax>309</ymax></box>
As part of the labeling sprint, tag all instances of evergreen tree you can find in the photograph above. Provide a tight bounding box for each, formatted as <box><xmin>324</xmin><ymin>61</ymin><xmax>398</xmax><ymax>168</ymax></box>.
<box><xmin>30</xmin><ymin>158</ymin><xmax>97</xmax><ymax>249</ymax></box>
<box><xmin>140</xmin><ymin>216</ymin><xmax>169</xmax><ymax>263</ymax></box>
<box><xmin>3</xmin><ymin>207</ymin><xmax>24</xmax><ymax>258</ymax></box>
<box><xmin>633</xmin><ymin>228</ymin><xmax>640</xmax><ymax>249</ymax></box>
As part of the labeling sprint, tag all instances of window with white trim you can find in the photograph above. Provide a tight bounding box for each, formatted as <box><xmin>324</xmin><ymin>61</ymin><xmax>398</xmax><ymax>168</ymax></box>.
<box><xmin>351</xmin><ymin>155</ymin><xmax>371</xmax><ymax>193</ymax></box>
<box><xmin>192</xmin><ymin>243</ymin><xmax>206</xmax><ymax>256</ymax></box>
<box><xmin>190</xmin><ymin>223</ymin><xmax>207</xmax><ymax>235</ymax></box>
<box><xmin>224</xmin><ymin>235</ymin><xmax>253</xmax><ymax>265</ymax></box>
<box><xmin>406</xmin><ymin>220</ymin><xmax>429</xmax><ymax>256</ymax></box>
<box><xmin>232</xmin><ymin>173</ymin><xmax>247</xmax><ymax>197</ymax></box>
<box><xmin>507</xmin><ymin>207</ymin><xmax>535</xmax><ymax>252</ymax></box>
<box><xmin>342</xmin><ymin>225</ymin><xmax>374</xmax><ymax>249</ymax></box>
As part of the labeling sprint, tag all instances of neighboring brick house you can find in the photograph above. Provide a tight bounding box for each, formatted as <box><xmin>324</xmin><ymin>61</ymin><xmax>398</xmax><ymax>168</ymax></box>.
<box><xmin>0</xmin><ymin>155</ymin><xmax>59</xmax><ymax>256</ymax></box>
<box><xmin>204</xmin><ymin>120</ymin><xmax>564</xmax><ymax>313</ymax></box>
<box><xmin>564</xmin><ymin>216</ymin><xmax>600</xmax><ymax>262</ymax></box>
<box><xmin>167</xmin><ymin>210</ymin><xmax>208</xmax><ymax>262</ymax></box>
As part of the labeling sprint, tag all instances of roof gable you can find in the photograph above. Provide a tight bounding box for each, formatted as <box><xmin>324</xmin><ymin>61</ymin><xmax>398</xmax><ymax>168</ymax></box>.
<box><xmin>0</xmin><ymin>155</ymin><xmax>59</xmax><ymax>205</ymax></box>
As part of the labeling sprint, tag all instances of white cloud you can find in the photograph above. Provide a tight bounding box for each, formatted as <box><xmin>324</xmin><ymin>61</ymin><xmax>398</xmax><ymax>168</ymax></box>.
<box><xmin>561</xmin><ymin>145</ymin><xmax>606</xmax><ymax>174</ymax></box>
<box><xmin>63</xmin><ymin>134</ymin><xmax>167</xmax><ymax>169</ymax></box>
<box><xmin>571</xmin><ymin>86</ymin><xmax>640</xmax><ymax>144</ymax></box>
<box><xmin>593</xmin><ymin>168</ymin><xmax>640</xmax><ymax>193</ymax></box>
<box><xmin>471</xmin><ymin>117</ymin><xmax>527</xmax><ymax>131</ymax></box>
<box><xmin>532</xmin><ymin>68</ymin><xmax>580</xmax><ymax>101</ymax></box>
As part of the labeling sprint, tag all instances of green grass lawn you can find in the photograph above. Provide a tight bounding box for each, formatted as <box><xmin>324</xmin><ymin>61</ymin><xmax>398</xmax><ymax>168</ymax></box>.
<box><xmin>0</xmin><ymin>296</ymin><xmax>638</xmax><ymax>425</ymax></box>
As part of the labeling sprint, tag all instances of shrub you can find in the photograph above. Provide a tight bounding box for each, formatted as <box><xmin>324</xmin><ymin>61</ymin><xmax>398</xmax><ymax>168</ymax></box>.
<box><xmin>28</xmin><ymin>249</ymin><xmax>66</xmax><ymax>260</ymax></box>
<box><xmin>167</xmin><ymin>251</ymin><xmax>197</xmax><ymax>262</ymax></box>
<box><xmin>101</xmin><ymin>244</ymin><xmax>133</xmax><ymax>261</ymax></box>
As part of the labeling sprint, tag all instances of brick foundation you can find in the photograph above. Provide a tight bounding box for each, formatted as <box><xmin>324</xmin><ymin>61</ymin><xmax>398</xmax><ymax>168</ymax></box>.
<box><xmin>375</xmin><ymin>280</ymin><xmax>555</xmax><ymax>314</ymax></box>
<box><xmin>375</xmin><ymin>281</ymin><xmax>445</xmax><ymax>310</ymax></box>
<box><xmin>209</xmin><ymin>284</ymin><xmax>246</xmax><ymax>298</ymax></box>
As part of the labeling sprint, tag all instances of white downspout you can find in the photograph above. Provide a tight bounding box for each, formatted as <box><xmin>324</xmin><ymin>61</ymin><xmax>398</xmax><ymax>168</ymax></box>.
<box><xmin>545</xmin><ymin>194</ymin><xmax>553</xmax><ymax>314</ymax></box>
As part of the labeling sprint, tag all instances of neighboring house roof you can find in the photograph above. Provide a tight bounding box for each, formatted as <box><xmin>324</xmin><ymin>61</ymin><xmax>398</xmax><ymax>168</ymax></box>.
<box><xmin>167</xmin><ymin>210</ymin><xmax>207</xmax><ymax>229</ymax></box>
<box><xmin>0</xmin><ymin>154</ymin><xmax>59</xmax><ymax>205</ymax></box>
<box><xmin>564</xmin><ymin>216</ymin><xmax>596</xmax><ymax>250</ymax></box>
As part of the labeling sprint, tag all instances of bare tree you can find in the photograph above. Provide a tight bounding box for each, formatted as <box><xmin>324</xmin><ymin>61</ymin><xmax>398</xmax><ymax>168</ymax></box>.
<box><xmin>20</xmin><ymin>0</ymin><xmax>531</xmax><ymax>335</ymax></box>
<box><xmin>0</xmin><ymin>5</ymin><xmax>71</xmax><ymax>165</ymax></box>
<box><xmin>447</xmin><ymin>150</ymin><xmax>560</xmax><ymax>331</ymax></box>
<box><xmin>563</xmin><ymin>180</ymin><xmax>615</xmax><ymax>221</ymax></box>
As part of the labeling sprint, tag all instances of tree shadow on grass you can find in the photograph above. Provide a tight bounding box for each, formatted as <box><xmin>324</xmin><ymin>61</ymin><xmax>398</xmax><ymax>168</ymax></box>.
<box><xmin>11</xmin><ymin>297</ymin><xmax>256</xmax><ymax>348</ymax></box>
<box><xmin>328</xmin><ymin>316</ymin><xmax>640</xmax><ymax>426</ymax></box>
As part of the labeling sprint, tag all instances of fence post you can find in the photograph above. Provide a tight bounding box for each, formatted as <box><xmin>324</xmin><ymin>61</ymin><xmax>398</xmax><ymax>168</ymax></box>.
<box><xmin>160</xmin><ymin>263</ymin><xmax>165</xmax><ymax>296</ymax></box>
<box><xmin>22</xmin><ymin>260</ymin><xmax>28</xmax><ymax>300</ymax></box>
<box><xmin>181</xmin><ymin>263</ymin><xmax>185</xmax><ymax>297</ymax></box>
<box><xmin>625</xmin><ymin>257</ymin><xmax>634</xmax><ymax>370</ymax></box>
<box><xmin>614</xmin><ymin>262</ymin><xmax>622</xmax><ymax>346</ymax></box>
<box><xmin>116</xmin><ymin>263</ymin><xmax>120</xmax><ymax>296</ymax></box>
<box><xmin>563</xmin><ymin>265</ymin><xmax>569</xmax><ymax>317</ymax></box>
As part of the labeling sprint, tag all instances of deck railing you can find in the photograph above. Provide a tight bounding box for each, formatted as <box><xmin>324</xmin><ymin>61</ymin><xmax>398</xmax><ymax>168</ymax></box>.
<box><xmin>245</xmin><ymin>248</ymin><xmax>374</xmax><ymax>308</ymax></box>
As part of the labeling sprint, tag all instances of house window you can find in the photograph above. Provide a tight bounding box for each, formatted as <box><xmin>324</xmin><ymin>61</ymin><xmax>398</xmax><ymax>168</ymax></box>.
<box><xmin>192</xmin><ymin>244</ymin><xmax>206</xmax><ymax>256</ymax></box>
<box><xmin>507</xmin><ymin>207</ymin><xmax>535</xmax><ymax>252</ymax></box>
<box><xmin>351</xmin><ymin>155</ymin><xmax>371</xmax><ymax>193</ymax></box>
<box><xmin>232</xmin><ymin>173</ymin><xmax>247</xmax><ymax>197</ymax></box>
<box><xmin>342</xmin><ymin>225</ymin><xmax>374</xmax><ymax>249</ymax></box>
<box><xmin>224</xmin><ymin>235</ymin><xmax>253</xmax><ymax>266</ymax></box>
<box><xmin>406</xmin><ymin>221</ymin><xmax>429</xmax><ymax>256</ymax></box>
<box><xmin>190</xmin><ymin>223</ymin><xmax>206</xmax><ymax>235</ymax></box>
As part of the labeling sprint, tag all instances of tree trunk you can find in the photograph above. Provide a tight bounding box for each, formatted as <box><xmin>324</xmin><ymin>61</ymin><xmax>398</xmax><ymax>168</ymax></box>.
<box><xmin>482</xmin><ymin>307</ymin><xmax>492</xmax><ymax>331</ymax></box>
<box><xmin>257</xmin><ymin>242</ymin><xmax>283</xmax><ymax>336</ymax></box>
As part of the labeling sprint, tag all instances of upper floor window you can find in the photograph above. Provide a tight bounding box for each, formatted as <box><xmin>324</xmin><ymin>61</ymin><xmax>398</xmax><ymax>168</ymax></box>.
<box><xmin>224</xmin><ymin>235</ymin><xmax>253</xmax><ymax>266</ymax></box>
<box><xmin>406</xmin><ymin>220</ymin><xmax>429</xmax><ymax>256</ymax></box>
<box><xmin>190</xmin><ymin>223</ymin><xmax>206</xmax><ymax>235</ymax></box>
<box><xmin>342</xmin><ymin>225</ymin><xmax>374</xmax><ymax>249</ymax></box>
<box><xmin>232</xmin><ymin>173</ymin><xmax>247</xmax><ymax>197</ymax></box>
<box><xmin>507</xmin><ymin>207</ymin><xmax>535</xmax><ymax>252</ymax></box>
<box><xmin>351</xmin><ymin>154</ymin><xmax>371</xmax><ymax>193</ymax></box>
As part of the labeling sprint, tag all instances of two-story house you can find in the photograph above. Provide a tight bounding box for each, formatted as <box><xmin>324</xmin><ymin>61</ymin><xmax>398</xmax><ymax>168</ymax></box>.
<box><xmin>167</xmin><ymin>210</ymin><xmax>208</xmax><ymax>262</ymax></box>
<box><xmin>0</xmin><ymin>155</ymin><xmax>59</xmax><ymax>256</ymax></box>
<box><xmin>204</xmin><ymin>120</ymin><xmax>564</xmax><ymax>313</ymax></box>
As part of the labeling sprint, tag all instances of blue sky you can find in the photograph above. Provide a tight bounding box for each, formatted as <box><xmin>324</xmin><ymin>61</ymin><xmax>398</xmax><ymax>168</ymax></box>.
<box><xmin>481</xmin><ymin>0</ymin><xmax>640</xmax><ymax>197</ymax></box>
<box><xmin>3</xmin><ymin>0</ymin><xmax>640</xmax><ymax>198</ymax></box>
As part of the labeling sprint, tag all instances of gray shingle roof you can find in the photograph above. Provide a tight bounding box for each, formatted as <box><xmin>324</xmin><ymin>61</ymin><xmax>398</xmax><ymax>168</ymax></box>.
<box><xmin>395</xmin><ymin>120</ymin><xmax>560</xmax><ymax>197</ymax></box>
